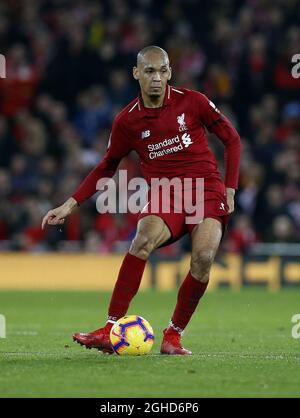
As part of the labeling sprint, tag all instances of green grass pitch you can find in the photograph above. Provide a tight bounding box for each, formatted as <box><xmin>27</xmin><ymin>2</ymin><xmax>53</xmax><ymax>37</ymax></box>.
<box><xmin>0</xmin><ymin>288</ymin><xmax>300</xmax><ymax>398</ymax></box>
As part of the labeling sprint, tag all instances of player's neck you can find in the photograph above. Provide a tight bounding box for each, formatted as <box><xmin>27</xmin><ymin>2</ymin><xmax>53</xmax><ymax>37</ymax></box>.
<box><xmin>140</xmin><ymin>90</ymin><xmax>165</xmax><ymax>108</ymax></box>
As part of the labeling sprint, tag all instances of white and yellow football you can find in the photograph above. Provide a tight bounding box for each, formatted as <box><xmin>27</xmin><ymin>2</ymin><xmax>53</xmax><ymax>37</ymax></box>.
<box><xmin>110</xmin><ymin>315</ymin><xmax>154</xmax><ymax>355</ymax></box>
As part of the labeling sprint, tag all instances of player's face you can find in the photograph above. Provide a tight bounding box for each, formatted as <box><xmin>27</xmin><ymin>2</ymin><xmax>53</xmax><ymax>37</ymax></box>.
<box><xmin>133</xmin><ymin>52</ymin><xmax>172</xmax><ymax>98</ymax></box>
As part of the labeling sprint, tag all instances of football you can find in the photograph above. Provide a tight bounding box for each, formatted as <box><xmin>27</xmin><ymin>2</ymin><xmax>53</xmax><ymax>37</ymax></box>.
<box><xmin>110</xmin><ymin>315</ymin><xmax>154</xmax><ymax>355</ymax></box>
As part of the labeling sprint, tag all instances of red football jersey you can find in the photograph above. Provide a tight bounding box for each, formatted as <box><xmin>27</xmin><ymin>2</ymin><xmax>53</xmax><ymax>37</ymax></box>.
<box><xmin>73</xmin><ymin>85</ymin><xmax>241</xmax><ymax>204</ymax></box>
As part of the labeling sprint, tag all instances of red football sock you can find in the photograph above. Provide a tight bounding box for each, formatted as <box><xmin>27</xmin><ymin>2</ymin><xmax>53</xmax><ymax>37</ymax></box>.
<box><xmin>108</xmin><ymin>252</ymin><xmax>146</xmax><ymax>321</ymax></box>
<box><xmin>169</xmin><ymin>271</ymin><xmax>208</xmax><ymax>333</ymax></box>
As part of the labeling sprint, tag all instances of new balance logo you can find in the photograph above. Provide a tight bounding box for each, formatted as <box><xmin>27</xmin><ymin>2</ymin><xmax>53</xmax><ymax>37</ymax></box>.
<box><xmin>141</xmin><ymin>130</ymin><xmax>150</xmax><ymax>139</ymax></box>
<box><xmin>219</xmin><ymin>203</ymin><xmax>225</xmax><ymax>211</ymax></box>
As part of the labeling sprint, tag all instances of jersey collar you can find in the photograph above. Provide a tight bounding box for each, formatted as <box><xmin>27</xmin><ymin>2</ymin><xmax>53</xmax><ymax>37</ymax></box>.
<box><xmin>138</xmin><ymin>84</ymin><xmax>172</xmax><ymax>117</ymax></box>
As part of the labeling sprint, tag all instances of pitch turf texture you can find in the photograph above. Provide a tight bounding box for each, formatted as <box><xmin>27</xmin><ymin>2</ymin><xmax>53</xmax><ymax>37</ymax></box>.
<box><xmin>0</xmin><ymin>288</ymin><xmax>300</xmax><ymax>398</ymax></box>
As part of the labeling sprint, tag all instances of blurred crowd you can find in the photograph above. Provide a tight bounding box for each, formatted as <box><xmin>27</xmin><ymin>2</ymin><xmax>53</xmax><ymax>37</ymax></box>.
<box><xmin>0</xmin><ymin>0</ymin><xmax>299</xmax><ymax>253</ymax></box>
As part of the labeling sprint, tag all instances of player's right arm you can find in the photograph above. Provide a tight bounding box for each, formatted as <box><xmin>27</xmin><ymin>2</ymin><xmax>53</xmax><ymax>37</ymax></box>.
<box><xmin>41</xmin><ymin>117</ymin><xmax>131</xmax><ymax>229</ymax></box>
<box><xmin>41</xmin><ymin>197</ymin><xmax>78</xmax><ymax>229</ymax></box>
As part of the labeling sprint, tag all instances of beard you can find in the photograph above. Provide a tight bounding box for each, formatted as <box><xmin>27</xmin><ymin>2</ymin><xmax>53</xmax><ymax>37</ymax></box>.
<box><xmin>148</xmin><ymin>86</ymin><xmax>163</xmax><ymax>97</ymax></box>
<box><xmin>148</xmin><ymin>91</ymin><xmax>161</xmax><ymax>97</ymax></box>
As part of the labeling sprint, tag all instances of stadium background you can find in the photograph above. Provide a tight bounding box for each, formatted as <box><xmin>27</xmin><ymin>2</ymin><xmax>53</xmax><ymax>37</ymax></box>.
<box><xmin>0</xmin><ymin>0</ymin><xmax>299</xmax><ymax>290</ymax></box>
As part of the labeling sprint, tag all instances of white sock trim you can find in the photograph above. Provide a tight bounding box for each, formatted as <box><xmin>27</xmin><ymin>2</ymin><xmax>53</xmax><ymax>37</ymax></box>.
<box><xmin>168</xmin><ymin>320</ymin><xmax>184</xmax><ymax>335</ymax></box>
<box><xmin>106</xmin><ymin>319</ymin><xmax>117</xmax><ymax>324</ymax></box>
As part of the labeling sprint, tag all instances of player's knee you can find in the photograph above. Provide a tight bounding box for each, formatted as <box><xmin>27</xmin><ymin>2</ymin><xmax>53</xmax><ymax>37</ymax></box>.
<box><xmin>129</xmin><ymin>233</ymin><xmax>157</xmax><ymax>260</ymax></box>
<box><xmin>190</xmin><ymin>250</ymin><xmax>214</xmax><ymax>283</ymax></box>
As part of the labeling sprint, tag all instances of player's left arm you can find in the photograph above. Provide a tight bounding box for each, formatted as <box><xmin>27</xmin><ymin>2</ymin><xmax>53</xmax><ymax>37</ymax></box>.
<box><xmin>197</xmin><ymin>93</ymin><xmax>241</xmax><ymax>213</ymax></box>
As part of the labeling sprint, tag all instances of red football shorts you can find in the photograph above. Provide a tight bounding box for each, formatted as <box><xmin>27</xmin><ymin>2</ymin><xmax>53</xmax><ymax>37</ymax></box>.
<box><xmin>138</xmin><ymin>178</ymin><xmax>230</xmax><ymax>246</ymax></box>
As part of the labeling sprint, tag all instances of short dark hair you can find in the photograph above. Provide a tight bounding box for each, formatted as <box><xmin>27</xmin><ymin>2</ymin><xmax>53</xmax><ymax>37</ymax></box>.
<box><xmin>137</xmin><ymin>45</ymin><xmax>169</xmax><ymax>66</ymax></box>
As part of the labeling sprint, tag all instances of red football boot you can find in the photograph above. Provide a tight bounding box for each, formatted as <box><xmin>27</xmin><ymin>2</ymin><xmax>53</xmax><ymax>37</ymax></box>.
<box><xmin>73</xmin><ymin>323</ymin><xmax>114</xmax><ymax>354</ymax></box>
<box><xmin>160</xmin><ymin>328</ymin><xmax>192</xmax><ymax>355</ymax></box>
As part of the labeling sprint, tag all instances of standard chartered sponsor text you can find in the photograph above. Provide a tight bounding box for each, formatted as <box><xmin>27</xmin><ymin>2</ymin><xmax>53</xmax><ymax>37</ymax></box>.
<box><xmin>148</xmin><ymin>134</ymin><xmax>184</xmax><ymax>159</ymax></box>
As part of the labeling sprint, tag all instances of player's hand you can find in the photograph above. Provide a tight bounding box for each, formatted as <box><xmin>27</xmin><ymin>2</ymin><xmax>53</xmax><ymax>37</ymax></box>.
<box><xmin>226</xmin><ymin>188</ymin><xmax>235</xmax><ymax>213</ymax></box>
<box><xmin>41</xmin><ymin>198</ymin><xmax>78</xmax><ymax>229</ymax></box>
